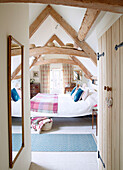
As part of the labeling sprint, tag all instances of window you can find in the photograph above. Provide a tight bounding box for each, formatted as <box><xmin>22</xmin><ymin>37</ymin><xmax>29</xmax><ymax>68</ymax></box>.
<box><xmin>50</xmin><ymin>64</ymin><xmax>63</xmax><ymax>94</ymax></box>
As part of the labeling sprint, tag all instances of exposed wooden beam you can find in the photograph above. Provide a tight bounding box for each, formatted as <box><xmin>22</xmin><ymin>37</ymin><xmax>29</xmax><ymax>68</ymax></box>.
<box><xmin>71</xmin><ymin>56</ymin><xmax>92</xmax><ymax>80</ymax></box>
<box><xmin>35</xmin><ymin>58</ymin><xmax>78</xmax><ymax>66</ymax></box>
<box><xmin>44</xmin><ymin>35</ymin><xmax>95</xmax><ymax>79</ymax></box>
<box><xmin>78</xmin><ymin>9</ymin><xmax>100</xmax><ymax>41</ymax></box>
<box><xmin>29</xmin><ymin>5</ymin><xmax>51</xmax><ymax>38</ymax></box>
<box><xmin>29</xmin><ymin>46</ymin><xmax>89</xmax><ymax>58</ymax></box>
<box><xmin>14</xmin><ymin>75</ymin><xmax>21</xmax><ymax>80</ymax></box>
<box><xmin>13</xmin><ymin>56</ymin><xmax>42</xmax><ymax>79</ymax></box>
<box><xmin>11</xmin><ymin>48</ymin><xmax>21</xmax><ymax>56</ymax></box>
<box><xmin>45</xmin><ymin>34</ymin><xmax>65</xmax><ymax>46</ymax></box>
<box><xmin>29</xmin><ymin>56</ymin><xmax>41</xmax><ymax>69</ymax></box>
<box><xmin>48</xmin><ymin>5</ymin><xmax>97</xmax><ymax>65</ymax></box>
<box><xmin>11</xmin><ymin>64</ymin><xmax>21</xmax><ymax>80</ymax></box>
<box><xmin>0</xmin><ymin>0</ymin><xmax>123</xmax><ymax>13</ymax></box>
<box><xmin>29</xmin><ymin>5</ymin><xmax>97</xmax><ymax>65</ymax></box>
<box><xmin>11</xmin><ymin>46</ymin><xmax>88</xmax><ymax>58</ymax></box>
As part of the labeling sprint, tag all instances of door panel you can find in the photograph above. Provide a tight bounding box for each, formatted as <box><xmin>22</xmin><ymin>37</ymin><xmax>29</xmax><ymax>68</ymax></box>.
<box><xmin>102</xmin><ymin>33</ymin><xmax>108</xmax><ymax>169</ymax></box>
<box><xmin>98</xmin><ymin>37</ymin><xmax>103</xmax><ymax>170</ymax></box>
<box><xmin>98</xmin><ymin>15</ymin><xmax>123</xmax><ymax>170</ymax></box>
<box><xmin>106</xmin><ymin>28</ymin><xmax>112</xmax><ymax>170</ymax></box>
<box><xmin>112</xmin><ymin>19</ymin><xmax>120</xmax><ymax>170</ymax></box>
<box><xmin>120</xmin><ymin>15</ymin><xmax>123</xmax><ymax>170</ymax></box>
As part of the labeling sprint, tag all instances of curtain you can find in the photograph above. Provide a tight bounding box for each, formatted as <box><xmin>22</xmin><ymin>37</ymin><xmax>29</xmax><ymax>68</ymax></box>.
<box><xmin>40</xmin><ymin>64</ymin><xmax>50</xmax><ymax>93</ymax></box>
<box><xmin>63</xmin><ymin>64</ymin><xmax>73</xmax><ymax>88</ymax></box>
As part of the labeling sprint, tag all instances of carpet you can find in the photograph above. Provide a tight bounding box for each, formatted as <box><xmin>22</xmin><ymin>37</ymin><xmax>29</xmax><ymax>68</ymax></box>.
<box><xmin>12</xmin><ymin>134</ymin><xmax>22</xmax><ymax>152</ymax></box>
<box><xmin>31</xmin><ymin>134</ymin><xmax>97</xmax><ymax>152</ymax></box>
<box><xmin>12</xmin><ymin>134</ymin><xmax>97</xmax><ymax>152</ymax></box>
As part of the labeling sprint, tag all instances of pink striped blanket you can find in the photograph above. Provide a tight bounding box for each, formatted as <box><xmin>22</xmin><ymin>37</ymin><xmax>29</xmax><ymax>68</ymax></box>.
<box><xmin>31</xmin><ymin>117</ymin><xmax>53</xmax><ymax>131</ymax></box>
<box><xmin>30</xmin><ymin>93</ymin><xmax>58</xmax><ymax>113</ymax></box>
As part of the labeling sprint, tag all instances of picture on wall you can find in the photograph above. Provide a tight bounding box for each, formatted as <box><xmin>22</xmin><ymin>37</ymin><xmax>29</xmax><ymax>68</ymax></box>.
<box><xmin>33</xmin><ymin>71</ymin><xmax>39</xmax><ymax>78</ymax></box>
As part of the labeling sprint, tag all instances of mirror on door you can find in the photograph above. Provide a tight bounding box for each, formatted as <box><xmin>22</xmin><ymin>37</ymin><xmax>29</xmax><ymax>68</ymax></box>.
<box><xmin>8</xmin><ymin>35</ymin><xmax>24</xmax><ymax>168</ymax></box>
<box><xmin>73</xmin><ymin>70</ymin><xmax>82</xmax><ymax>81</ymax></box>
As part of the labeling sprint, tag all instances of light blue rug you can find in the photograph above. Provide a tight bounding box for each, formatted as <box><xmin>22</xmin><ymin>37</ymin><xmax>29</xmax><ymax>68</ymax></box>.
<box><xmin>12</xmin><ymin>134</ymin><xmax>22</xmax><ymax>152</ymax></box>
<box><xmin>12</xmin><ymin>134</ymin><xmax>97</xmax><ymax>152</ymax></box>
<box><xmin>31</xmin><ymin>134</ymin><xmax>97</xmax><ymax>152</ymax></box>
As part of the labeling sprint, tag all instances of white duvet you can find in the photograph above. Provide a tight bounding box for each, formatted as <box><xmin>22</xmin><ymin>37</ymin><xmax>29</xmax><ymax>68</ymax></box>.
<box><xmin>11</xmin><ymin>99</ymin><xmax>22</xmax><ymax>117</ymax></box>
<box><xmin>31</xmin><ymin>92</ymin><xmax>97</xmax><ymax>117</ymax></box>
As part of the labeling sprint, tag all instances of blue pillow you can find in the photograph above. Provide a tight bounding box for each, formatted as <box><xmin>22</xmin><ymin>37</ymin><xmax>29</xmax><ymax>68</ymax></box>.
<box><xmin>74</xmin><ymin>88</ymin><xmax>84</xmax><ymax>102</ymax></box>
<box><xmin>11</xmin><ymin>88</ymin><xmax>20</xmax><ymax>102</ymax></box>
<box><xmin>70</xmin><ymin>86</ymin><xmax>76</xmax><ymax>96</ymax></box>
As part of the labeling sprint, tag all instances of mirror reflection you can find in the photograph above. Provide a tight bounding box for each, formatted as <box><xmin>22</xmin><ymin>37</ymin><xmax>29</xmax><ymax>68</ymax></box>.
<box><xmin>8</xmin><ymin>36</ymin><xmax>24</xmax><ymax>168</ymax></box>
<box><xmin>73</xmin><ymin>70</ymin><xmax>82</xmax><ymax>81</ymax></box>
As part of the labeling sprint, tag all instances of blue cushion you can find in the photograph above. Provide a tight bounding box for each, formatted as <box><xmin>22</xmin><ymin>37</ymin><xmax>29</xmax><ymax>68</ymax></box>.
<box><xmin>11</xmin><ymin>88</ymin><xmax>20</xmax><ymax>102</ymax></box>
<box><xmin>70</xmin><ymin>86</ymin><xmax>76</xmax><ymax>96</ymax></box>
<box><xmin>74</xmin><ymin>88</ymin><xmax>84</xmax><ymax>102</ymax></box>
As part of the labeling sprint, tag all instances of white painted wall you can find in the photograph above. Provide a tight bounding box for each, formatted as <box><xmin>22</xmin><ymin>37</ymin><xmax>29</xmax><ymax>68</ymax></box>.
<box><xmin>29</xmin><ymin>4</ymin><xmax>47</xmax><ymax>25</ymax></box>
<box><xmin>0</xmin><ymin>4</ymin><xmax>31</xmax><ymax>170</ymax></box>
<box><xmin>30</xmin><ymin>15</ymin><xmax>74</xmax><ymax>46</ymax></box>
<box><xmin>96</xmin><ymin>12</ymin><xmax>122</xmax><ymax>39</ymax></box>
<box><xmin>77</xmin><ymin>57</ymin><xmax>97</xmax><ymax>76</ymax></box>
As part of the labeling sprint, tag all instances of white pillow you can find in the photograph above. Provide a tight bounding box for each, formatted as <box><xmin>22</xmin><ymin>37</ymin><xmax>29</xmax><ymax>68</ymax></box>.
<box><xmin>86</xmin><ymin>92</ymin><xmax>98</xmax><ymax>106</ymax></box>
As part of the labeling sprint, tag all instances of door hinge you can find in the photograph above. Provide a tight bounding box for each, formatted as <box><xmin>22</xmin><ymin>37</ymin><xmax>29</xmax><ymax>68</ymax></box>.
<box><xmin>115</xmin><ymin>42</ymin><xmax>123</xmax><ymax>51</ymax></box>
<box><xmin>97</xmin><ymin>52</ymin><xmax>105</xmax><ymax>60</ymax></box>
<box><xmin>98</xmin><ymin>151</ymin><xmax>106</xmax><ymax>168</ymax></box>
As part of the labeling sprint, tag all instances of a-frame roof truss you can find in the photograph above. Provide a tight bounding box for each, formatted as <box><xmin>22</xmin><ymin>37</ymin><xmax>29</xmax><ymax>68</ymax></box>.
<box><xmin>35</xmin><ymin>34</ymin><xmax>93</xmax><ymax>80</ymax></box>
<box><xmin>29</xmin><ymin>5</ymin><xmax>97</xmax><ymax>66</ymax></box>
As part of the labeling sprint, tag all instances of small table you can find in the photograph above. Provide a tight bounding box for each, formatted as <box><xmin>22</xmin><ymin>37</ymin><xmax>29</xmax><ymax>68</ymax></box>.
<box><xmin>92</xmin><ymin>107</ymin><xmax>98</xmax><ymax>136</ymax></box>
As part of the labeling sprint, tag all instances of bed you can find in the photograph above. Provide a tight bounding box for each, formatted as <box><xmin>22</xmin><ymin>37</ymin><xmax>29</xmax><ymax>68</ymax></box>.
<box><xmin>30</xmin><ymin>92</ymin><xmax>97</xmax><ymax>118</ymax></box>
<box><xmin>11</xmin><ymin>99</ymin><xmax>22</xmax><ymax>117</ymax></box>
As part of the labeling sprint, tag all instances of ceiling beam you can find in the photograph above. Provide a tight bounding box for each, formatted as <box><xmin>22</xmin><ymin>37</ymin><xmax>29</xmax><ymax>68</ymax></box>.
<box><xmin>11</xmin><ymin>45</ymin><xmax>88</xmax><ymax>58</ymax></box>
<box><xmin>29</xmin><ymin>46</ymin><xmax>89</xmax><ymax>58</ymax></box>
<box><xmin>78</xmin><ymin>9</ymin><xmax>100</xmax><ymax>41</ymax></box>
<box><xmin>29</xmin><ymin>5</ymin><xmax>51</xmax><ymax>38</ymax></box>
<box><xmin>71</xmin><ymin>56</ymin><xmax>93</xmax><ymax>80</ymax></box>
<box><xmin>29</xmin><ymin>5</ymin><xmax>97</xmax><ymax>65</ymax></box>
<box><xmin>11</xmin><ymin>64</ymin><xmax>21</xmax><ymax>80</ymax></box>
<box><xmin>35</xmin><ymin>58</ymin><xmax>78</xmax><ymax>66</ymax></box>
<box><xmin>11</xmin><ymin>46</ymin><xmax>88</xmax><ymax>58</ymax></box>
<box><xmin>29</xmin><ymin>56</ymin><xmax>41</xmax><ymax>69</ymax></box>
<box><xmin>11</xmin><ymin>48</ymin><xmax>21</xmax><ymax>56</ymax></box>
<box><xmin>45</xmin><ymin>34</ymin><xmax>65</xmax><ymax>46</ymax></box>
<box><xmin>13</xmin><ymin>75</ymin><xmax>21</xmax><ymax>80</ymax></box>
<box><xmin>0</xmin><ymin>0</ymin><xmax>123</xmax><ymax>13</ymax></box>
<box><xmin>49</xmin><ymin>5</ymin><xmax>97</xmax><ymax>65</ymax></box>
<box><xmin>13</xmin><ymin>55</ymin><xmax>41</xmax><ymax>79</ymax></box>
